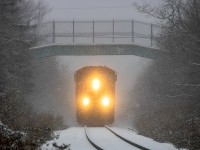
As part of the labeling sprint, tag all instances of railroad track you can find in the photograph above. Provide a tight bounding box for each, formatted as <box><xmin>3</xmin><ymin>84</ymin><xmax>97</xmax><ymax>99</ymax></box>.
<box><xmin>84</xmin><ymin>125</ymin><xmax>150</xmax><ymax>150</ymax></box>
<box><xmin>85</xmin><ymin>126</ymin><xmax>103</xmax><ymax>150</ymax></box>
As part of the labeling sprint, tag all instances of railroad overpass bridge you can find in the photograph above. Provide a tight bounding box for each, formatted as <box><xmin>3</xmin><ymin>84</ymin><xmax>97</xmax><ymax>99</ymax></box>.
<box><xmin>30</xmin><ymin>20</ymin><xmax>166</xmax><ymax>59</ymax></box>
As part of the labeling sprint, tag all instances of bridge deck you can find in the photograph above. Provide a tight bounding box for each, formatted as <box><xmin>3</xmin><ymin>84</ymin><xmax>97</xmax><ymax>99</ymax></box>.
<box><xmin>30</xmin><ymin>43</ymin><xmax>166</xmax><ymax>59</ymax></box>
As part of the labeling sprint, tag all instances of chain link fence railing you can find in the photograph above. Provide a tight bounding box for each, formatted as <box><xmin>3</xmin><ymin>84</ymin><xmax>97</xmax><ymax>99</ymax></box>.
<box><xmin>34</xmin><ymin>20</ymin><xmax>160</xmax><ymax>47</ymax></box>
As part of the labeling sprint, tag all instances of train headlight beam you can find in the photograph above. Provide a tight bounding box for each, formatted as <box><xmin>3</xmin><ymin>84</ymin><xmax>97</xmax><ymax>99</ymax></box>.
<box><xmin>92</xmin><ymin>78</ymin><xmax>100</xmax><ymax>90</ymax></box>
<box><xmin>83</xmin><ymin>97</ymin><xmax>89</xmax><ymax>106</ymax></box>
<box><xmin>102</xmin><ymin>96</ymin><xmax>110</xmax><ymax>106</ymax></box>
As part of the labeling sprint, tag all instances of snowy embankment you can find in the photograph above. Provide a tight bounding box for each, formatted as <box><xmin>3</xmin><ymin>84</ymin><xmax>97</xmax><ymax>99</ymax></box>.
<box><xmin>0</xmin><ymin>121</ymin><xmax>27</xmax><ymax>149</ymax></box>
<box><xmin>41</xmin><ymin>127</ymin><xmax>185</xmax><ymax>150</ymax></box>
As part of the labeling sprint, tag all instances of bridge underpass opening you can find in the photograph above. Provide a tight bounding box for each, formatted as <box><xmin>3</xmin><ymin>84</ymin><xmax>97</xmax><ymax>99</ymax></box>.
<box><xmin>28</xmin><ymin>54</ymin><xmax>152</xmax><ymax>127</ymax></box>
<box><xmin>61</xmin><ymin>55</ymin><xmax>152</xmax><ymax>127</ymax></box>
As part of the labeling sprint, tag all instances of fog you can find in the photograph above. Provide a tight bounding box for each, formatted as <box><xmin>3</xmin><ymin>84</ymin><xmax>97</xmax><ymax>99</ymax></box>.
<box><xmin>27</xmin><ymin>55</ymin><xmax>152</xmax><ymax>127</ymax></box>
<box><xmin>43</xmin><ymin>0</ymin><xmax>161</xmax><ymax>22</ymax></box>
<box><xmin>57</xmin><ymin>56</ymin><xmax>152</xmax><ymax>127</ymax></box>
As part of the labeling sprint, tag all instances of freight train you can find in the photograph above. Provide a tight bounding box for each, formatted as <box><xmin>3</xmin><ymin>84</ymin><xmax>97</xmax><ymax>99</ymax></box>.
<box><xmin>74</xmin><ymin>66</ymin><xmax>117</xmax><ymax>126</ymax></box>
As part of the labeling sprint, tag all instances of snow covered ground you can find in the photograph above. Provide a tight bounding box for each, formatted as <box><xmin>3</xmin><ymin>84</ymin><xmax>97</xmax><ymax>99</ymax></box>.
<box><xmin>41</xmin><ymin>127</ymin><xmax>180</xmax><ymax>150</ymax></box>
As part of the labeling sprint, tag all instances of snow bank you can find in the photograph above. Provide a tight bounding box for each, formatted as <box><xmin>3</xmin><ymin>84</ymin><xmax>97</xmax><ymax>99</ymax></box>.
<box><xmin>42</xmin><ymin>127</ymin><xmax>186</xmax><ymax>150</ymax></box>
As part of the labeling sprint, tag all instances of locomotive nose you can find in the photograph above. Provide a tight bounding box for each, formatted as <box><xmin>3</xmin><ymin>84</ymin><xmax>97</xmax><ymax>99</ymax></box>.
<box><xmin>75</xmin><ymin>66</ymin><xmax>116</xmax><ymax>126</ymax></box>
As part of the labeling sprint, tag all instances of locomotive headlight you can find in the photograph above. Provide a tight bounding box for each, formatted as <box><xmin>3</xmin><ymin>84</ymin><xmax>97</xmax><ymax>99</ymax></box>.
<box><xmin>92</xmin><ymin>78</ymin><xmax>100</xmax><ymax>90</ymax></box>
<box><xmin>102</xmin><ymin>96</ymin><xmax>110</xmax><ymax>106</ymax></box>
<box><xmin>83</xmin><ymin>97</ymin><xmax>89</xmax><ymax>106</ymax></box>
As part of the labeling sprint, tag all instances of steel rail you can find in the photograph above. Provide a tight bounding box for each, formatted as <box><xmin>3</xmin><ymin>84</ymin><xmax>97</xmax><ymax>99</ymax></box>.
<box><xmin>105</xmin><ymin>125</ymin><xmax>150</xmax><ymax>150</ymax></box>
<box><xmin>84</xmin><ymin>126</ymin><xmax>104</xmax><ymax>150</ymax></box>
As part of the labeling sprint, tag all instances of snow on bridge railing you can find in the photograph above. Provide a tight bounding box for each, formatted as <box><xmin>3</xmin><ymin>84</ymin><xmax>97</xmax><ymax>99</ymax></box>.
<box><xmin>33</xmin><ymin>20</ymin><xmax>160</xmax><ymax>47</ymax></box>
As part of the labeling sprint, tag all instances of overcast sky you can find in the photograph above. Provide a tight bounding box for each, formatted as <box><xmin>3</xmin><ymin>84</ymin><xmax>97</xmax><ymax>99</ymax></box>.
<box><xmin>43</xmin><ymin>0</ymin><xmax>162</xmax><ymax>23</ymax></box>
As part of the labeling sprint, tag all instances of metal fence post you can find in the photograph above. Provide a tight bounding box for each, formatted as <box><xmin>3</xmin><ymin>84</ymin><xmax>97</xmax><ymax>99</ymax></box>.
<box><xmin>132</xmin><ymin>20</ymin><xmax>134</xmax><ymax>43</ymax></box>
<box><xmin>73</xmin><ymin>20</ymin><xmax>75</xmax><ymax>44</ymax></box>
<box><xmin>113</xmin><ymin>20</ymin><xmax>115</xmax><ymax>43</ymax></box>
<box><xmin>93</xmin><ymin>20</ymin><xmax>95</xmax><ymax>43</ymax></box>
<box><xmin>151</xmin><ymin>24</ymin><xmax>153</xmax><ymax>47</ymax></box>
<box><xmin>52</xmin><ymin>21</ymin><xmax>55</xmax><ymax>43</ymax></box>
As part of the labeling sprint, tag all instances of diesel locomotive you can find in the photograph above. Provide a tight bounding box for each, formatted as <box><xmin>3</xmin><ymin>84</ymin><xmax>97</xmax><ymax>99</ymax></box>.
<box><xmin>74</xmin><ymin>66</ymin><xmax>117</xmax><ymax>126</ymax></box>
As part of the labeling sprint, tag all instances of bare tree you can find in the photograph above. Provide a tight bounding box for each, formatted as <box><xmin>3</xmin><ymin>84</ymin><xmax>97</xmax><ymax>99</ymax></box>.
<box><xmin>0</xmin><ymin>0</ymin><xmax>62</xmax><ymax>149</ymax></box>
<box><xmin>132</xmin><ymin>1</ymin><xmax>200</xmax><ymax>149</ymax></box>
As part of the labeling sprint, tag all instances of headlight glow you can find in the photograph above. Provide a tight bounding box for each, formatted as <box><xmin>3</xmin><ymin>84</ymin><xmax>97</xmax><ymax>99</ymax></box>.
<box><xmin>83</xmin><ymin>97</ymin><xmax>89</xmax><ymax>106</ymax></box>
<box><xmin>102</xmin><ymin>96</ymin><xmax>110</xmax><ymax>106</ymax></box>
<box><xmin>92</xmin><ymin>78</ymin><xmax>100</xmax><ymax>90</ymax></box>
